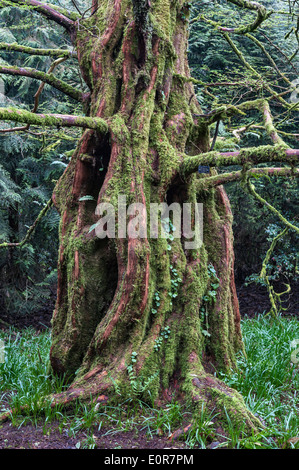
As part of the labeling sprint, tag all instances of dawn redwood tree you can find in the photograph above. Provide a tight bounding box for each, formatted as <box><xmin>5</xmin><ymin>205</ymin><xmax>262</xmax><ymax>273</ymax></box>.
<box><xmin>0</xmin><ymin>0</ymin><xmax>299</xmax><ymax>432</ymax></box>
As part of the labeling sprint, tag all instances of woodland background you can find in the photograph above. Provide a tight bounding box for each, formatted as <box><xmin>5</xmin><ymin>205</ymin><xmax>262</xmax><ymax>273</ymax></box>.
<box><xmin>0</xmin><ymin>0</ymin><xmax>298</xmax><ymax>326</ymax></box>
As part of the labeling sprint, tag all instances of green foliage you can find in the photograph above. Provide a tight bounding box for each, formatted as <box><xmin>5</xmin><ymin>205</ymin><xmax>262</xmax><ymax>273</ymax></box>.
<box><xmin>0</xmin><ymin>1</ymin><xmax>83</xmax><ymax>317</ymax></box>
<box><xmin>199</xmin><ymin>264</ymin><xmax>220</xmax><ymax>337</ymax></box>
<box><xmin>227</xmin><ymin>174</ymin><xmax>299</xmax><ymax>281</ymax></box>
<box><xmin>2</xmin><ymin>315</ymin><xmax>299</xmax><ymax>448</ymax></box>
<box><xmin>188</xmin><ymin>1</ymin><xmax>299</xmax><ymax>284</ymax></box>
<box><xmin>126</xmin><ymin>352</ymin><xmax>159</xmax><ymax>398</ymax></box>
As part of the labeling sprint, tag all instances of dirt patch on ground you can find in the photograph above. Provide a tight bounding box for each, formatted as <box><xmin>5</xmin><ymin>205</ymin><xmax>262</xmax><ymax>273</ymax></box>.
<box><xmin>0</xmin><ymin>420</ymin><xmax>192</xmax><ymax>450</ymax></box>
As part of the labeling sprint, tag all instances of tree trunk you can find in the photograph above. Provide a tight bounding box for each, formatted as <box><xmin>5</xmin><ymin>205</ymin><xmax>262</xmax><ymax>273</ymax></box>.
<box><xmin>50</xmin><ymin>0</ymin><xmax>260</xmax><ymax>433</ymax></box>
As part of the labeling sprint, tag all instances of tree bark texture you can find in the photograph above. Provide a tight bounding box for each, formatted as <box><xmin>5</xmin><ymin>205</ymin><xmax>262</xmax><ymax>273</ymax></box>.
<box><xmin>50</xmin><ymin>0</ymin><xmax>260</xmax><ymax>432</ymax></box>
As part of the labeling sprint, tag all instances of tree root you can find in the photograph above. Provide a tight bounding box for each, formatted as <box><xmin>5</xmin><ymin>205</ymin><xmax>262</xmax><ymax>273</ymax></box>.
<box><xmin>0</xmin><ymin>368</ymin><xmax>263</xmax><ymax>440</ymax></box>
<box><xmin>189</xmin><ymin>372</ymin><xmax>263</xmax><ymax>434</ymax></box>
<box><xmin>168</xmin><ymin>424</ymin><xmax>192</xmax><ymax>441</ymax></box>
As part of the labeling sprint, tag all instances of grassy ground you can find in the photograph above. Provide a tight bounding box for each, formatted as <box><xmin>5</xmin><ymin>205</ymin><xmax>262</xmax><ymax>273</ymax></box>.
<box><xmin>0</xmin><ymin>314</ymin><xmax>299</xmax><ymax>449</ymax></box>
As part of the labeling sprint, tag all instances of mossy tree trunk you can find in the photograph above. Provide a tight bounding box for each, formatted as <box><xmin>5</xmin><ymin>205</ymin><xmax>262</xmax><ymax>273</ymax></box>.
<box><xmin>50</xmin><ymin>0</ymin><xmax>260</xmax><ymax>431</ymax></box>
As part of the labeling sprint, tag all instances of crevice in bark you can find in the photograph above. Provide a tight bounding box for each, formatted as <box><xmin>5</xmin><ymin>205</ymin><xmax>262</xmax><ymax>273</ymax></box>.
<box><xmin>0</xmin><ymin>0</ymin><xmax>265</xmax><ymax>436</ymax></box>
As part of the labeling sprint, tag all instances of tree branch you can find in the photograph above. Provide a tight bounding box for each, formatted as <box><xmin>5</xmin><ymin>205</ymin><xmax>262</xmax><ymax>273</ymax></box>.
<box><xmin>225</xmin><ymin>0</ymin><xmax>272</xmax><ymax>34</ymax></box>
<box><xmin>245</xmin><ymin>33</ymin><xmax>294</xmax><ymax>88</ymax></box>
<box><xmin>0</xmin><ymin>57</ymin><xmax>67</xmax><ymax>133</ymax></box>
<box><xmin>196</xmin><ymin>167</ymin><xmax>299</xmax><ymax>190</ymax></box>
<box><xmin>246</xmin><ymin>179</ymin><xmax>299</xmax><ymax>234</ymax></box>
<box><xmin>0</xmin><ymin>198</ymin><xmax>53</xmax><ymax>249</ymax></box>
<box><xmin>221</xmin><ymin>32</ymin><xmax>293</xmax><ymax>108</ymax></box>
<box><xmin>260</xmin><ymin>100</ymin><xmax>286</xmax><ymax>145</ymax></box>
<box><xmin>192</xmin><ymin>3</ymin><xmax>272</xmax><ymax>35</ymax></box>
<box><xmin>1</xmin><ymin>0</ymin><xmax>78</xmax><ymax>31</ymax></box>
<box><xmin>0</xmin><ymin>107</ymin><xmax>109</xmax><ymax>132</ymax></box>
<box><xmin>260</xmin><ymin>31</ymin><xmax>299</xmax><ymax>75</ymax></box>
<box><xmin>258</xmin><ymin>226</ymin><xmax>290</xmax><ymax>318</ymax></box>
<box><xmin>180</xmin><ymin>145</ymin><xmax>299</xmax><ymax>178</ymax></box>
<box><xmin>199</xmin><ymin>98</ymin><xmax>290</xmax><ymax>146</ymax></box>
<box><xmin>0</xmin><ymin>42</ymin><xmax>76</xmax><ymax>58</ymax></box>
<box><xmin>0</xmin><ymin>64</ymin><xmax>84</xmax><ymax>101</ymax></box>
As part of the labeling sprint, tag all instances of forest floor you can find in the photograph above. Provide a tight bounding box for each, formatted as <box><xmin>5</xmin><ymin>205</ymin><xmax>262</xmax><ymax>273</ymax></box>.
<box><xmin>0</xmin><ymin>420</ymin><xmax>190</xmax><ymax>450</ymax></box>
<box><xmin>0</xmin><ymin>281</ymin><xmax>299</xmax><ymax>450</ymax></box>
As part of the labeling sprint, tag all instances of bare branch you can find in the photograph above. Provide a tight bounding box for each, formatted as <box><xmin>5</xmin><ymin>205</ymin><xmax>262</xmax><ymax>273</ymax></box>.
<box><xmin>0</xmin><ymin>64</ymin><xmax>84</xmax><ymax>101</ymax></box>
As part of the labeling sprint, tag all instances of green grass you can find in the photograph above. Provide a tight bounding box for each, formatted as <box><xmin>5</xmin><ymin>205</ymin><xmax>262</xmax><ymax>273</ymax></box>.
<box><xmin>1</xmin><ymin>314</ymin><xmax>299</xmax><ymax>448</ymax></box>
<box><xmin>218</xmin><ymin>314</ymin><xmax>299</xmax><ymax>448</ymax></box>
<box><xmin>0</xmin><ymin>328</ymin><xmax>67</xmax><ymax>426</ymax></box>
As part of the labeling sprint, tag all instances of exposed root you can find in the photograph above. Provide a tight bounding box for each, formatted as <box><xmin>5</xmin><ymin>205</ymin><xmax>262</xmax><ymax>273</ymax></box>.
<box><xmin>168</xmin><ymin>424</ymin><xmax>192</xmax><ymax>441</ymax></box>
<box><xmin>189</xmin><ymin>371</ymin><xmax>263</xmax><ymax>434</ymax></box>
<box><xmin>0</xmin><ymin>367</ymin><xmax>262</xmax><ymax>440</ymax></box>
<box><xmin>0</xmin><ymin>385</ymin><xmax>109</xmax><ymax>424</ymax></box>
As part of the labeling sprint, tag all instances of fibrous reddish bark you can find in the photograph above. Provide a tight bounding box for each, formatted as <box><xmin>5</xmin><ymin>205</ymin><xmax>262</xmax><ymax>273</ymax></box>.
<box><xmin>46</xmin><ymin>0</ymin><xmax>261</xmax><ymax>432</ymax></box>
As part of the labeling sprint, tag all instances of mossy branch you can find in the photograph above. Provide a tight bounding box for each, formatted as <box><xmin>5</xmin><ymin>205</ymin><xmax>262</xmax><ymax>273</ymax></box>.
<box><xmin>192</xmin><ymin>2</ymin><xmax>272</xmax><ymax>35</ymax></box>
<box><xmin>246</xmin><ymin>179</ymin><xmax>299</xmax><ymax>234</ymax></box>
<box><xmin>0</xmin><ymin>198</ymin><xmax>53</xmax><ymax>249</ymax></box>
<box><xmin>0</xmin><ymin>65</ymin><xmax>83</xmax><ymax>102</ymax></box>
<box><xmin>245</xmin><ymin>33</ymin><xmax>294</xmax><ymax>88</ymax></box>
<box><xmin>0</xmin><ymin>42</ymin><xmax>76</xmax><ymax>58</ymax></box>
<box><xmin>245</xmin><ymin>172</ymin><xmax>298</xmax><ymax>317</ymax></box>
<box><xmin>260</xmin><ymin>31</ymin><xmax>299</xmax><ymax>75</ymax></box>
<box><xmin>260</xmin><ymin>100</ymin><xmax>287</xmax><ymax>146</ymax></box>
<box><xmin>0</xmin><ymin>0</ymin><xmax>78</xmax><ymax>31</ymax></box>
<box><xmin>222</xmin><ymin>32</ymin><xmax>294</xmax><ymax>109</ymax></box>
<box><xmin>0</xmin><ymin>107</ymin><xmax>109</xmax><ymax>132</ymax></box>
<box><xmin>225</xmin><ymin>0</ymin><xmax>272</xmax><ymax>34</ymax></box>
<box><xmin>180</xmin><ymin>145</ymin><xmax>299</xmax><ymax>178</ymax></box>
<box><xmin>259</xmin><ymin>227</ymin><xmax>290</xmax><ymax>318</ymax></box>
<box><xmin>196</xmin><ymin>167</ymin><xmax>299</xmax><ymax>191</ymax></box>
<box><xmin>199</xmin><ymin>99</ymin><xmax>291</xmax><ymax>141</ymax></box>
<box><xmin>0</xmin><ymin>57</ymin><xmax>68</xmax><ymax>133</ymax></box>
<box><xmin>260</xmin><ymin>227</ymin><xmax>289</xmax><ymax>280</ymax></box>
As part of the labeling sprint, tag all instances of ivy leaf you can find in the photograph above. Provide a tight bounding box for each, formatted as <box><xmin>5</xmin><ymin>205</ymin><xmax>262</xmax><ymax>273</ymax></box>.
<box><xmin>79</xmin><ymin>195</ymin><xmax>95</xmax><ymax>201</ymax></box>
<box><xmin>202</xmin><ymin>330</ymin><xmax>211</xmax><ymax>337</ymax></box>
<box><xmin>88</xmin><ymin>222</ymin><xmax>99</xmax><ymax>233</ymax></box>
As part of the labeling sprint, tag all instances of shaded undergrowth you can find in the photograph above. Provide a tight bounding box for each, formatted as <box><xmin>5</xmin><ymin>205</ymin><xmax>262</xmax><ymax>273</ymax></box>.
<box><xmin>0</xmin><ymin>314</ymin><xmax>299</xmax><ymax>449</ymax></box>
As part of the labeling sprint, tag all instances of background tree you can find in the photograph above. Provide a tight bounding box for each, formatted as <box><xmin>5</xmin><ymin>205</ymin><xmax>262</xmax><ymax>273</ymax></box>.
<box><xmin>188</xmin><ymin>0</ymin><xmax>299</xmax><ymax>284</ymax></box>
<box><xmin>0</xmin><ymin>0</ymin><xmax>82</xmax><ymax>316</ymax></box>
<box><xmin>0</xmin><ymin>0</ymin><xmax>298</xmax><ymax>434</ymax></box>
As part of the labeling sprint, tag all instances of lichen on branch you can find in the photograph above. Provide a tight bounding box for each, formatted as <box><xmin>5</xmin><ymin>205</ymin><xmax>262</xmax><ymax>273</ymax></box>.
<box><xmin>0</xmin><ymin>107</ymin><xmax>109</xmax><ymax>132</ymax></box>
<box><xmin>180</xmin><ymin>145</ymin><xmax>299</xmax><ymax>178</ymax></box>
<box><xmin>0</xmin><ymin>42</ymin><xmax>76</xmax><ymax>58</ymax></box>
<box><xmin>0</xmin><ymin>0</ymin><xmax>78</xmax><ymax>31</ymax></box>
<box><xmin>0</xmin><ymin>65</ymin><xmax>84</xmax><ymax>102</ymax></box>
